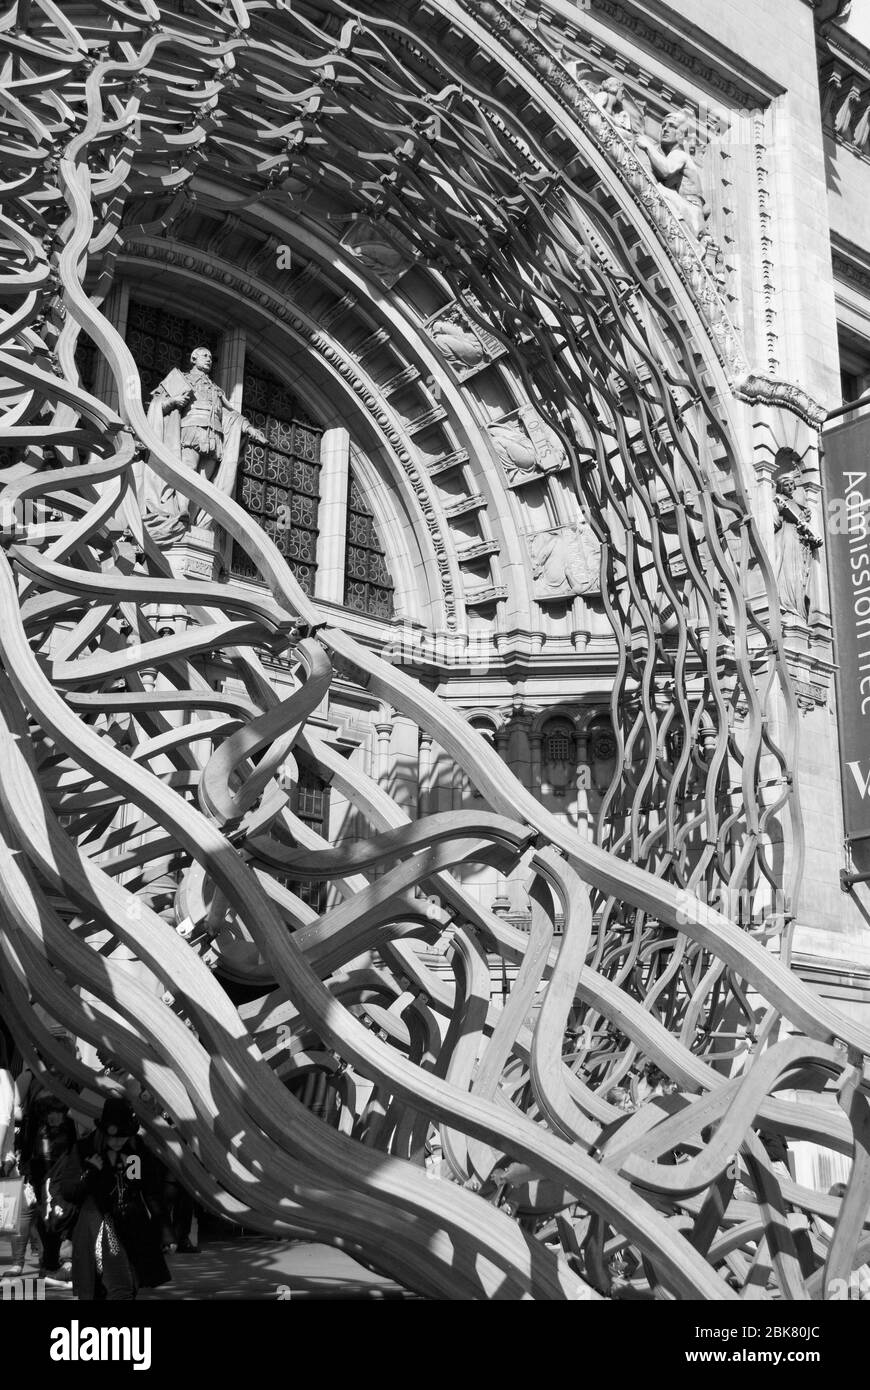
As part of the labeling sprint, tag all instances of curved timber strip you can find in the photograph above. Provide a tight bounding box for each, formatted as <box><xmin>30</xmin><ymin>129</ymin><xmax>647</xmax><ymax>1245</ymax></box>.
<box><xmin>0</xmin><ymin>0</ymin><xmax>865</xmax><ymax>1302</ymax></box>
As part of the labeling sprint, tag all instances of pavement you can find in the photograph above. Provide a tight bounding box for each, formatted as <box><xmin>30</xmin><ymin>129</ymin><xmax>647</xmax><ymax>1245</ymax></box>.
<box><xmin>0</xmin><ymin>1234</ymin><xmax>421</xmax><ymax>1301</ymax></box>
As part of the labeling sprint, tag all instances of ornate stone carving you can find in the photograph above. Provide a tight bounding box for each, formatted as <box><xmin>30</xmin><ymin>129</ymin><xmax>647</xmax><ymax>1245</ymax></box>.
<box><xmin>634</xmin><ymin>113</ymin><xmax>711</xmax><ymax>238</ymax></box>
<box><xmin>427</xmin><ymin>300</ymin><xmax>507</xmax><ymax>381</ymax></box>
<box><xmin>773</xmin><ymin>461</ymin><xmax>823</xmax><ymax>622</ymax></box>
<box><xmin>141</xmin><ymin>344</ymin><xmax>265</xmax><ymax>544</ymax></box>
<box><xmin>732</xmin><ymin>372</ymin><xmax>827</xmax><ymax>427</ymax></box>
<box><xmin>489</xmin><ymin>405</ymin><xmax>568</xmax><ymax>486</ymax></box>
<box><xmin>528</xmin><ymin>520</ymin><xmax>601</xmax><ymax>600</ymax></box>
<box><xmin>793</xmin><ymin>679</ymin><xmax>829</xmax><ymax>715</ymax></box>
<box><xmin>589</xmin><ymin>76</ymin><xmax>646</xmax><ymax>141</ymax></box>
<box><xmin>125</xmin><ymin>238</ymin><xmax>459</xmax><ymax>628</ymax></box>
<box><xmin>340</xmin><ymin>217</ymin><xmax>417</xmax><ymax>288</ymax></box>
<box><xmin>469</xmin><ymin>2</ymin><xmax>752</xmax><ymax>384</ymax></box>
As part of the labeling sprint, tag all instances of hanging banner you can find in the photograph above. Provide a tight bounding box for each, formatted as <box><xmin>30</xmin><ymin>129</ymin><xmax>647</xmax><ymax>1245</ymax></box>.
<box><xmin>823</xmin><ymin>413</ymin><xmax>870</xmax><ymax>844</ymax></box>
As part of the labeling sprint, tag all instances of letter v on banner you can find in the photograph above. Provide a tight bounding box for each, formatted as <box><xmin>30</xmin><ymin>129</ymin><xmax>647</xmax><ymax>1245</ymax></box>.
<box><xmin>848</xmin><ymin>760</ymin><xmax>870</xmax><ymax>800</ymax></box>
<box><xmin>822</xmin><ymin>412</ymin><xmax>870</xmax><ymax>860</ymax></box>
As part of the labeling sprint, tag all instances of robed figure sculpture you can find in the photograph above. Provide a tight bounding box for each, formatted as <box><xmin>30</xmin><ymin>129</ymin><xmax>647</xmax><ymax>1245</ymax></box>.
<box><xmin>140</xmin><ymin>345</ymin><xmax>266</xmax><ymax>544</ymax></box>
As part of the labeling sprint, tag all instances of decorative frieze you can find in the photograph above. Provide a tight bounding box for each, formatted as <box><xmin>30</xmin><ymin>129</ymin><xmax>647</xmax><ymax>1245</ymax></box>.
<box><xmin>464</xmin><ymin>584</ymin><xmax>508</xmax><ymax>606</ymax></box>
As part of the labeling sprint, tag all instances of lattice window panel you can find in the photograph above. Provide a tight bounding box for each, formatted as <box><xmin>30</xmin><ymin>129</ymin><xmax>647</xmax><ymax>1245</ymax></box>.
<box><xmin>343</xmin><ymin>471</ymin><xmax>395</xmax><ymax>619</ymax></box>
<box><xmin>291</xmin><ymin>761</ymin><xmax>329</xmax><ymax>914</ymax></box>
<box><xmin>125</xmin><ymin>300</ymin><xmax>219</xmax><ymax>402</ymax></box>
<box><xmin>544</xmin><ymin>723</ymin><xmax>575</xmax><ymax>763</ymax></box>
<box><xmin>231</xmin><ymin>364</ymin><xmax>322</xmax><ymax>596</ymax></box>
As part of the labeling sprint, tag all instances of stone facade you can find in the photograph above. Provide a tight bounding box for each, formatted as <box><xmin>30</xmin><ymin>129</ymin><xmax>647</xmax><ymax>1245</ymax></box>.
<box><xmin>97</xmin><ymin>1</ymin><xmax>870</xmax><ymax>1016</ymax></box>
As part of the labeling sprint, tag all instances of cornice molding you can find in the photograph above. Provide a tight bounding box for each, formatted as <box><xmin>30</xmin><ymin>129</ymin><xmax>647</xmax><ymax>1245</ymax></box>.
<box><xmin>831</xmin><ymin>233</ymin><xmax>870</xmax><ymax>293</ymax></box>
<box><xmin>533</xmin><ymin>0</ymin><xmax>785</xmax><ymax>107</ymax></box>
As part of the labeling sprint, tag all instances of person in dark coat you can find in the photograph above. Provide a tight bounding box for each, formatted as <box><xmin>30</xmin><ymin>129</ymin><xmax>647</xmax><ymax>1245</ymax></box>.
<box><xmin>63</xmin><ymin>1097</ymin><xmax>170</xmax><ymax>1301</ymax></box>
<box><xmin>19</xmin><ymin>1095</ymin><xmax>78</xmax><ymax>1277</ymax></box>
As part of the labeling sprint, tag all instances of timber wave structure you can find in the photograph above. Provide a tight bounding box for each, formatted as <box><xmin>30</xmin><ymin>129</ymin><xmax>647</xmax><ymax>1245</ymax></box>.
<box><xmin>0</xmin><ymin>0</ymin><xmax>868</xmax><ymax>1300</ymax></box>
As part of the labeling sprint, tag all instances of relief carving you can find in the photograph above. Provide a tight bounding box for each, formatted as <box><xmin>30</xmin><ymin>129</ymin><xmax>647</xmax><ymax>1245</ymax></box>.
<box><xmin>489</xmin><ymin>405</ymin><xmax>568</xmax><ymax>485</ymax></box>
<box><xmin>427</xmin><ymin>301</ymin><xmax>506</xmax><ymax>380</ymax></box>
<box><xmin>340</xmin><ymin>217</ymin><xmax>417</xmax><ymax>288</ymax></box>
<box><xmin>528</xmin><ymin>519</ymin><xmax>601</xmax><ymax>600</ymax></box>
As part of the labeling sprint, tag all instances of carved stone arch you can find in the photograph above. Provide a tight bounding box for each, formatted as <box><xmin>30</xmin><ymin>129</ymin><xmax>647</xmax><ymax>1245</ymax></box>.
<box><xmin>575</xmin><ymin>702</ymin><xmax>617</xmax><ymax>739</ymax></box>
<box><xmin>208</xmin><ymin>199</ymin><xmax>551</xmax><ymax>635</ymax></box>
<box><xmin>531</xmin><ymin>703</ymin><xmax>583</xmax><ymax>738</ymax></box>
<box><xmin>116</xmin><ymin>249</ymin><xmax>450</xmax><ymax>629</ymax></box>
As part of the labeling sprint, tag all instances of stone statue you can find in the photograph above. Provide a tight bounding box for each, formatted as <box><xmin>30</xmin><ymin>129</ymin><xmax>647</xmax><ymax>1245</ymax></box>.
<box><xmin>591</xmin><ymin>77</ymin><xmax>645</xmax><ymax>140</ymax></box>
<box><xmin>141</xmin><ymin>345</ymin><xmax>266</xmax><ymax>543</ymax></box>
<box><xmin>773</xmin><ymin>467</ymin><xmax>822</xmax><ymax>620</ymax></box>
<box><xmin>635</xmin><ymin>114</ymin><xmax>710</xmax><ymax>237</ymax></box>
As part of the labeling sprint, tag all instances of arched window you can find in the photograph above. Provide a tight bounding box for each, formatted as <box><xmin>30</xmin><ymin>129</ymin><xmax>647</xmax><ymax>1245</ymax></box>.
<box><xmin>589</xmin><ymin>726</ymin><xmax>617</xmax><ymax>763</ymax></box>
<box><xmin>469</xmin><ymin>716</ymin><xmax>496</xmax><ymax>746</ymax></box>
<box><xmin>123</xmin><ymin>300</ymin><xmax>397</xmax><ymax>617</ymax></box>
<box><xmin>343</xmin><ymin>472</ymin><xmax>395</xmax><ymax>618</ymax></box>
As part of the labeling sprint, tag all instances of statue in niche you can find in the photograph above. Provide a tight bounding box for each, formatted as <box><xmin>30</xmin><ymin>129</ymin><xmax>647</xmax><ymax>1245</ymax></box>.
<box><xmin>141</xmin><ymin>345</ymin><xmax>266</xmax><ymax>544</ymax></box>
<box><xmin>634</xmin><ymin>113</ymin><xmax>710</xmax><ymax>238</ymax></box>
<box><xmin>529</xmin><ymin>519</ymin><xmax>600</xmax><ymax>599</ymax></box>
<box><xmin>773</xmin><ymin>464</ymin><xmax>822</xmax><ymax>620</ymax></box>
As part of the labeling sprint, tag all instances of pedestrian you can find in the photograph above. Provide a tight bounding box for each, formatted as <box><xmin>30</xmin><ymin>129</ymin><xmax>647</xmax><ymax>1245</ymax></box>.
<box><xmin>65</xmin><ymin>1097</ymin><xmax>170</xmax><ymax>1301</ymax></box>
<box><xmin>17</xmin><ymin>1094</ymin><xmax>78</xmax><ymax>1281</ymax></box>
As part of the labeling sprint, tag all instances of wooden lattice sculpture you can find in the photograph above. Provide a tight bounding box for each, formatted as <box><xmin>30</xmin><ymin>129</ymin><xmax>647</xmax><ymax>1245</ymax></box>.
<box><xmin>0</xmin><ymin>0</ymin><xmax>868</xmax><ymax>1301</ymax></box>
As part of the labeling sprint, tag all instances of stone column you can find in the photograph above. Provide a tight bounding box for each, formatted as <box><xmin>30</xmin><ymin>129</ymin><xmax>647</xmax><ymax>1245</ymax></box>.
<box><xmin>418</xmin><ymin>731</ymin><xmax>433</xmax><ymax>818</ymax></box>
<box><xmin>217</xmin><ymin>325</ymin><xmax>246</xmax><ymax>410</ymax></box>
<box><xmin>451</xmin><ymin>760</ymin><xmax>466</xmax><ymax>811</ymax></box>
<box><xmin>389</xmin><ymin>715</ymin><xmax>419</xmax><ymax>815</ymax></box>
<box><xmin>530</xmin><ymin>731</ymin><xmax>542</xmax><ymax>798</ymax></box>
<box><xmin>375</xmin><ymin>712</ymin><xmax>393</xmax><ymax>789</ymax></box>
<box><xmin>315</xmin><ymin>427</ymin><xmax>351</xmax><ymax>605</ymax></box>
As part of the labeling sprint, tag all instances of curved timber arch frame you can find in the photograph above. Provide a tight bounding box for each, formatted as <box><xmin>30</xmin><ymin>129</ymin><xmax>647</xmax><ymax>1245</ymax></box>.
<box><xmin>0</xmin><ymin>0</ymin><xmax>866</xmax><ymax>1303</ymax></box>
